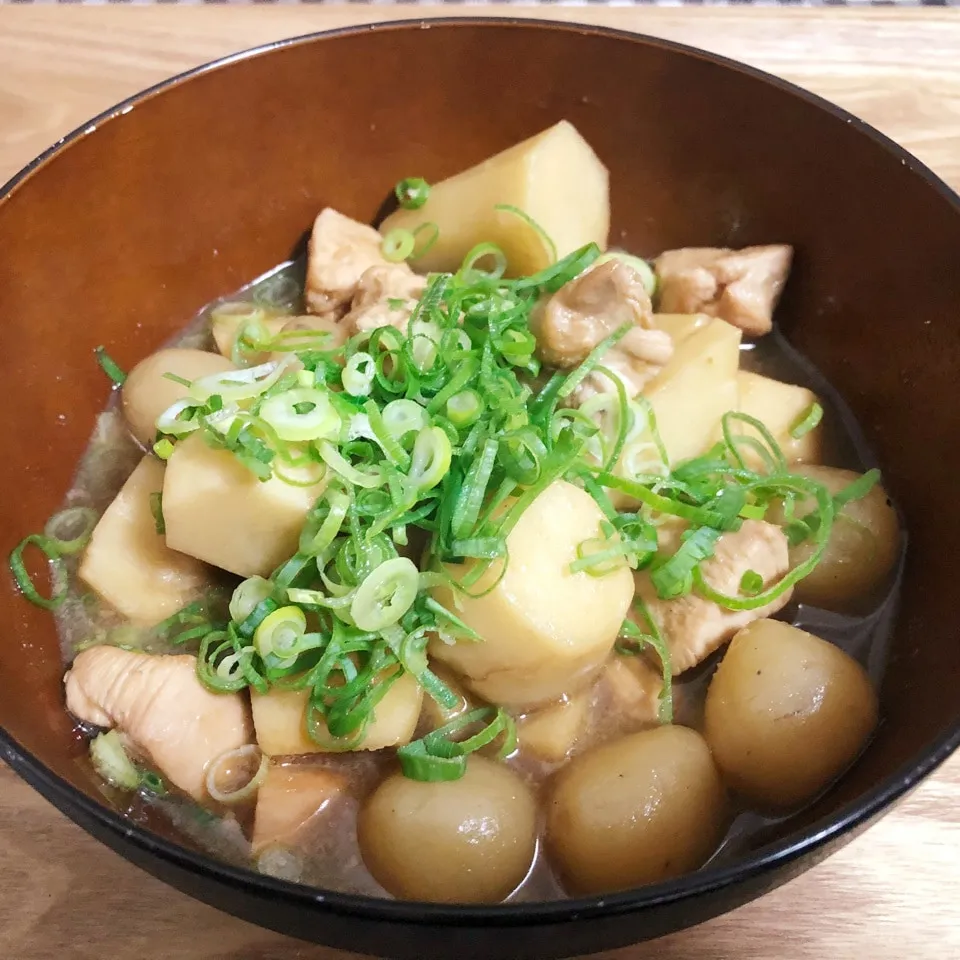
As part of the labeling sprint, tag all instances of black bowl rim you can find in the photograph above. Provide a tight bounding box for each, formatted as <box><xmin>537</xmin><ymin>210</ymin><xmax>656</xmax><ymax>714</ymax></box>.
<box><xmin>2</xmin><ymin>15</ymin><xmax>959</xmax><ymax>929</ymax></box>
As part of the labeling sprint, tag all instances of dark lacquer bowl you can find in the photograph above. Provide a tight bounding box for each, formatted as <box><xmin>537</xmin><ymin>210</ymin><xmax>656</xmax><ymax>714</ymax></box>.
<box><xmin>1</xmin><ymin>18</ymin><xmax>958</xmax><ymax>960</ymax></box>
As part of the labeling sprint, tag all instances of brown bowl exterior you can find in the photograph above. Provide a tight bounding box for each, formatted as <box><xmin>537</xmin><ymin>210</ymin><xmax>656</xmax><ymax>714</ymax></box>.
<box><xmin>1</xmin><ymin>19</ymin><xmax>958</xmax><ymax>960</ymax></box>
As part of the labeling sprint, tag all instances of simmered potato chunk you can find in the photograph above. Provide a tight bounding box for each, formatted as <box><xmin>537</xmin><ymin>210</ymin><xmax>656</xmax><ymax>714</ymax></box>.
<box><xmin>547</xmin><ymin>725</ymin><xmax>728</xmax><ymax>894</ymax></box>
<box><xmin>704</xmin><ymin>620</ymin><xmax>878</xmax><ymax>810</ymax></box>
<box><xmin>162</xmin><ymin>433</ymin><xmax>327</xmax><ymax>578</ymax></box>
<box><xmin>251</xmin><ymin>673</ymin><xmax>422</xmax><ymax>756</ymax></box>
<box><xmin>380</xmin><ymin>121</ymin><xmax>609</xmax><ymax>276</ymax></box>
<box><xmin>359</xmin><ymin>757</ymin><xmax>537</xmax><ymax>903</ymax></box>
<box><xmin>731</xmin><ymin>371</ymin><xmax>823</xmax><ymax>466</ymax></box>
<box><xmin>430</xmin><ymin>480</ymin><xmax>633</xmax><ymax>708</ymax></box>
<box><xmin>642</xmin><ymin>317</ymin><xmax>741</xmax><ymax>465</ymax></box>
<box><xmin>79</xmin><ymin>456</ymin><xmax>208</xmax><ymax>624</ymax></box>
<box><xmin>773</xmin><ymin>465</ymin><xmax>900</xmax><ymax>613</ymax></box>
<box><xmin>518</xmin><ymin>693</ymin><xmax>590</xmax><ymax>763</ymax></box>
<box><xmin>122</xmin><ymin>348</ymin><xmax>235</xmax><ymax>446</ymax></box>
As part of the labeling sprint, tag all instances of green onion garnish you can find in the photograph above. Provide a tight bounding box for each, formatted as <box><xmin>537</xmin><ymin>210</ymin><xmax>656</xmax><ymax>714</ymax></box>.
<box><xmin>47</xmin><ymin>212</ymin><xmax>865</xmax><ymax>788</ymax></box>
<box><xmin>94</xmin><ymin>346</ymin><xmax>126</xmax><ymax>386</ymax></box>
<box><xmin>394</xmin><ymin>177</ymin><xmax>430</xmax><ymax>210</ymax></box>
<box><xmin>149</xmin><ymin>492</ymin><xmax>165</xmax><ymax>535</ymax></box>
<box><xmin>9</xmin><ymin>507</ymin><xmax>98</xmax><ymax>609</ymax></box>
<box><xmin>381</xmin><ymin>229</ymin><xmax>416</xmax><ymax>263</ymax></box>
<box><xmin>790</xmin><ymin>402</ymin><xmax>824</xmax><ymax>440</ymax></box>
<box><xmin>397</xmin><ymin>706</ymin><xmax>516</xmax><ymax>782</ymax></box>
<box><xmin>616</xmin><ymin>597</ymin><xmax>673</xmax><ymax>724</ymax></box>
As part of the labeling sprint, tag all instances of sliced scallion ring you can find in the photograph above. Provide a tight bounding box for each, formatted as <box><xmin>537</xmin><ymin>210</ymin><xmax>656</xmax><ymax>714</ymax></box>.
<box><xmin>342</xmin><ymin>352</ymin><xmax>376</xmax><ymax>397</ymax></box>
<box><xmin>43</xmin><ymin>507</ymin><xmax>98</xmax><ymax>556</ymax></box>
<box><xmin>190</xmin><ymin>358</ymin><xmax>291</xmax><ymax>403</ymax></box>
<box><xmin>408</xmin><ymin>426</ymin><xmax>452</xmax><ymax>492</ymax></box>
<box><xmin>350</xmin><ymin>557</ymin><xmax>419</xmax><ymax>631</ymax></box>
<box><xmin>381</xmin><ymin>399</ymin><xmax>428</xmax><ymax>440</ymax></box>
<box><xmin>229</xmin><ymin>576</ymin><xmax>274</xmax><ymax>624</ymax></box>
<box><xmin>204</xmin><ymin>744</ymin><xmax>267</xmax><ymax>805</ymax></box>
<box><xmin>253</xmin><ymin>605</ymin><xmax>307</xmax><ymax>659</ymax></box>
<box><xmin>260</xmin><ymin>386</ymin><xmax>340</xmax><ymax>442</ymax></box>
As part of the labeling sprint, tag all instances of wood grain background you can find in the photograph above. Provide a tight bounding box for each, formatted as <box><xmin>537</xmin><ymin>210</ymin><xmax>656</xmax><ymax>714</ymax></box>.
<box><xmin>0</xmin><ymin>8</ymin><xmax>958</xmax><ymax>960</ymax></box>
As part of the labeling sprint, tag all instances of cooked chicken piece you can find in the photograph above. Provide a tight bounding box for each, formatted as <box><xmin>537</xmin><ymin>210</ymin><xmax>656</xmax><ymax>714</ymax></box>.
<box><xmin>574</xmin><ymin>326</ymin><xmax>675</xmax><ymax>404</ymax></box>
<box><xmin>635</xmin><ymin>519</ymin><xmax>793</xmax><ymax>675</ymax></box>
<box><xmin>341</xmin><ymin>264</ymin><xmax>427</xmax><ymax>337</ymax></box>
<box><xmin>602</xmin><ymin>656</ymin><xmax>663</xmax><ymax>726</ymax></box>
<box><xmin>305</xmin><ymin>208</ymin><xmax>395</xmax><ymax>316</ymax></box>
<box><xmin>252</xmin><ymin>763</ymin><xmax>347</xmax><ymax>854</ymax></box>
<box><xmin>65</xmin><ymin>647</ymin><xmax>252</xmax><ymax>801</ymax></box>
<box><xmin>655</xmin><ymin>245</ymin><xmax>792</xmax><ymax>337</ymax></box>
<box><xmin>531</xmin><ymin>260</ymin><xmax>655</xmax><ymax>368</ymax></box>
<box><xmin>531</xmin><ymin>259</ymin><xmax>673</xmax><ymax>403</ymax></box>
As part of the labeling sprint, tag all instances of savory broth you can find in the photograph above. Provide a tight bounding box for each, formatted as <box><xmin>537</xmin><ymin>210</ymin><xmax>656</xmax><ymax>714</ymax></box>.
<box><xmin>48</xmin><ymin>255</ymin><xmax>903</xmax><ymax>899</ymax></box>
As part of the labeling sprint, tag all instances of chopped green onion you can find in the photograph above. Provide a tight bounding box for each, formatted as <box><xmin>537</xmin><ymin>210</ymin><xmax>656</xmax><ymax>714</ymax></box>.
<box><xmin>382</xmin><ymin>399</ymin><xmax>429</xmax><ymax>440</ymax></box>
<box><xmin>149</xmin><ymin>492</ymin><xmax>165</xmax><ymax>535</ymax></box>
<box><xmin>411</xmin><ymin>222</ymin><xmax>440</xmax><ymax>261</ymax></box>
<box><xmin>43</xmin><ymin>507</ymin><xmax>98</xmax><ymax>555</ymax></box>
<box><xmin>397</xmin><ymin>707</ymin><xmax>516</xmax><ymax>782</ymax></box>
<box><xmin>616</xmin><ymin>599</ymin><xmax>673</xmax><ymax>724</ymax></box>
<box><xmin>790</xmin><ymin>402</ymin><xmax>824</xmax><ymax>440</ymax></box>
<box><xmin>739</xmin><ymin>569</ymin><xmax>764</xmax><ymax>596</ymax></box>
<box><xmin>493</xmin><ymin>204</ymin><xmax>557</xmax><ymax>265</ymax></box>
<box><xmin>395</xmin><ymin>177</ymin><xmax>430</xmax><ymax>210</ymax></box>
<box><xmin>260</xmin><ymin>387</ymin><xmax>340</xmax><ymax>442</ymax></box>
<box><xmin>253</xmin><ymin>605</ymin><xmax>307</xmax><ymax>659</ymax></box>
<box><xmin>408</xmin><ymin>426</ymin><xmax>452</xmax><ymax>492</ymax></box>
<box><xmin>94</xmin><ymin>346</ymin><xmax>126</xmax><ymax>386</ymax></box>
<box><xmin>204</xmin><ymin>744</ymin><xmax>267</xmax><ymax>805</ymax></box>
<box><xmin>650</xmin><ymin>526</ymin><xmax>722</xmax><ymax>600</ymax></box>
<box><xmin>342</xmin><ymin>352</ymin><xmax>376</xmax><ymax>397</ymax></box>
<box><xmin>833</xmin><ymin>468</ymin><xmax>881</xmax><ymax>508</ymax></box>
<box><xmin>9</xmin><ymin>534</ymin><xmax>69</xmax><ymax>609</ymax></box>
<box><xmin>153</xmin><ymin>438</ymin><xmax>175</xmax><ymax>460</ymax></box>
<box><xmin>191</xmin><ymin>358</ymin><xmax>290</xmax><ymax>404</ymax></box>
<box><xmin>140</xmin><ymin>770</ymin><xmax>167</xmax><ymax>797</ymax></box>
<box><xmin>381</xmin><ymin>229</ymin><xmax>416</xmax><ymax>263</ymax></box>
<box><xmin>229</xmin><ymin>576</ymin><xmax>274</xmax><ymax>623</ymax></box>
<box><xmin>446</xmin><ymin>389</ymin><xmax>483</xmax><ymax>428</ymax></box>
<box><xmin>351</xmin><ymin>557</ymin><xmax>419</xmax><ymax>631</ymax></box>
<box><xmin>89</xmin><ymin>730</ymin><xmax>140</xmax><ymax>790</ymax></box>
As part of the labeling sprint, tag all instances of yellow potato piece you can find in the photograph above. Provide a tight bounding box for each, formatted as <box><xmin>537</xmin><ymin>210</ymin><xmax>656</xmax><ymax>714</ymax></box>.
<box><xmin>518</xmin><ymin>693</ymin><xmax>590</xmax><ymax>762</ymax></box>
<box><xmin>430</xmin><ymin>480</ymin><xmax>633</xmax><ymax>708</ymax></box>
<box><xmin>705</xmin><ymin>619</ymin><xmax>878</xmax><ymax>810</ymax></box>
<box><xmin>547</xmin><ymin>725</ymin><xmax>728</xmax><ymax>895</ymax></box>
<box><xmin>642</xmin><ymin>317</ymin><xmax>741</xmax><ymax>465</ymax></box>
<box><xmin>122</xmin><ymin>348</ymin><xmax>235</xmax><ymax>446</ymax></box>
<box><xmin>210</xmin><ymin>309</ymin><xmax>287</xmax><ymax>363</ymax></box>
<box><xmin>731</xmin><ymin>370</ymin><xmax>823</xmax><ymax>466</ymax></box>
<box><xmin>162</xmin><ymin>433</ymin><xmax>327</xmax><ymax>578</ymax></box>
<box><xmin>251</xmin><ymin>763</ymin><xmax>346</xmax><ymax>854</ymax></box>
<box><xmin>651</xmin><ymin>312</ymin><xmax>711</xmax><ymax>346</ymax></box>
<box><xmin>251</xmin><ymin>673</ymin><xmax>423</xmax><ymax>756</ymax></box>
<box><xmin>380</xmin><ymin>121</ymin><xmax>609</xmax><ymax>276</ymax></box>
<box><xmin>79</xmin><ymin>456</ymin><xmax>208</xmax><ymax>624</ymax></box>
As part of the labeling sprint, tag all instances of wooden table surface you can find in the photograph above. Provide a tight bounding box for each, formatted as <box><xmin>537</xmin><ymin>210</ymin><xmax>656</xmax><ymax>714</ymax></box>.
<box><xmin>1</xmin><ymin>7</ymin><xmax>959</xmax><ymax>960</ymax></box>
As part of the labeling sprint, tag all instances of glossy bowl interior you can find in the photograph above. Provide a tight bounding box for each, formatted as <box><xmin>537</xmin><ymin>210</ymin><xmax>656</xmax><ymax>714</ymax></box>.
<box><xmin>1</xmin><ymin>19</ymin><xmax>959</xmax><ymax>960</ymax></box>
